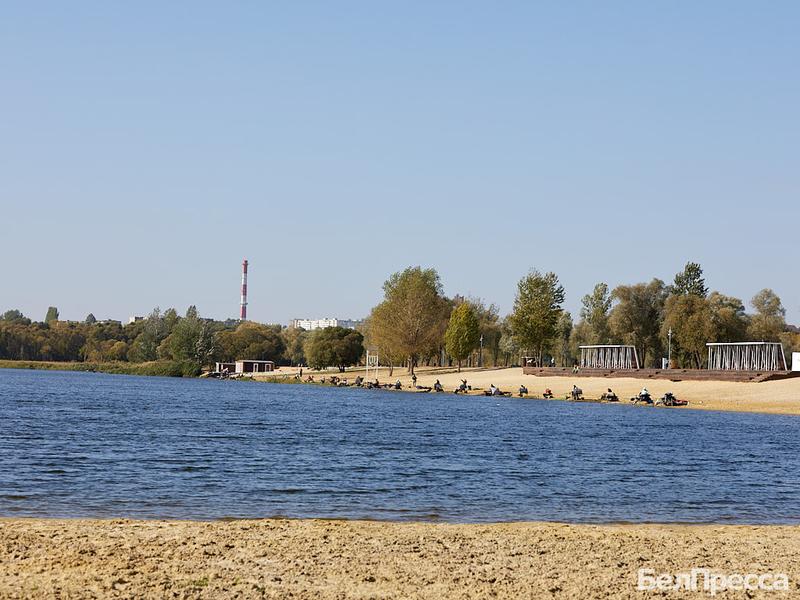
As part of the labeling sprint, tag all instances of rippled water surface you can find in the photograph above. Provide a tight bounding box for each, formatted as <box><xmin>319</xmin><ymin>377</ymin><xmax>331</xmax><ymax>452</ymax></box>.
<box><xmin>1</xmin><ymin>369</ymin><xmax>799</xmax><ymax>523</ymax></box>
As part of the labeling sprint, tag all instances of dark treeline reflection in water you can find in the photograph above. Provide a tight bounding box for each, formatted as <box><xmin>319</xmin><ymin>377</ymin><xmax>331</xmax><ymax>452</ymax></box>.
<box><xmin>1</xmin><ymin>369</ymin><xmax>799</xmax><ymax>524</ymax></box>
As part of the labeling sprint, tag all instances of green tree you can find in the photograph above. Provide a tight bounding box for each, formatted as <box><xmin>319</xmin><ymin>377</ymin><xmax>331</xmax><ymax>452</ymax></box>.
<box><xmin>469</xmin><ymin>298</ymin><xmax>501</xmax><ymax>367</ymax></box>
<box><xmin>163</xmin><ymin>308</ymin><xmax>180</xmax><ymax>334</ymax></box>
<box><xmin>161</xmin><ymin>306</ymin><xmax>216</xmax><ymax>365</ymax></box>
<box><xmin>508</xmin><ymin>270</ymin><xmax>565</xmax><ymax>366</ymax></box>
<box><xmin>445</xmin><ymin>303</ymin><xmax>480</xmax><ymax>371</ymax></box>
<box><xmin>45</xmin><ymin>307</ymin><xmax>59</xmax><ymax>323</ymax></box>
<box><xmin>672</xmin><ymin>262</ymin><xmax>708</xmax><ymax>298</ymax></box>
<box><xmin>579</xmin><ymin>282</ymin><xmax>612</xmax><ymax>344</ymax></box>
<box><xmin>127</xmin><ymin>308</ymin><xmax>167</xmax><ymax>362</ymax></box>
<box><xmin>662</xmin><ymin>294</ymin><xmax>714</xmax><ymax>368</ymax></box>
<box><xmin>364</xmin><ymin>312</ymin><xmax>404</xmax><ymax>377</ymax></box>
<box><xmin>748</xmin><ymin>289</ymin><xmax>786</xmax><ymax>341</ymax></box>
<box><xmin>281</xmin><ymin>326</ymin><xmax>309</xmax><ymax>366</ymax></box>
<box><xmin>305</xmin><ymin>326</ymin><xmax>364</xmax><ymax>372</ymax></box>
<box><xmin>708</xmin><ymin>292</ymin><xmax>749</xmax><ymax>342</ymax></box>
<box><xmin>108</xmin><ymin>340</ymin><xmax>128</xmax><ymax>361</ymax></box>
<box><xmin>215</xmin><ymin>322</ymin><xmax>286</xmax><ymax>362</ymax></box>
<box><xmin>1</xmin><ymin>309</ymin><xmax>30</xmax><ymax>325</ymax></box>
<box><xmin>367</xmin><ymin>267</ymin><xmax>450</xmax><ymax>375</ymax></box>
<box><xmin>498</xmin><ymin>317</ymin><xmax>520</xmax><ymax>367</ymax></box>
<box><xmin>553</xmin><ymin>311</ymin><xmax>574</xmax><ymax>367</ymax></box>
<box><xmin>610</xmin><ymin>279</ymin><xmax>667</xmax><ymax>367</ymax></box>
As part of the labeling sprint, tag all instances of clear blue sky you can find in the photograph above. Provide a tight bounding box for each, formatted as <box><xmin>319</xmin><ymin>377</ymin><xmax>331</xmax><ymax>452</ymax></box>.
<box><xmin>2</xmin><ymin>2</ymin><xmax>798</xmax><ymax>325</ymax></box>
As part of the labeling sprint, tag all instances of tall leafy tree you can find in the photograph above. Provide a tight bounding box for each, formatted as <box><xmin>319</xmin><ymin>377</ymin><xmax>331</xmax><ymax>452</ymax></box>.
<box><xmin>84</xmin><ymin>313</ymin><xmax>97</xmax><ymax>324</ymax></box>
<box><xmin>748</xmin><ymin>289</ymin><xmax>786</xmax><ymax>341</ymax></box>
<box><xmin>281</xmin><ymin>326</ymin><xmax>309</xmax><ymax>366</ymax></box>
<box><xmin>161</xmin><ymin>306</ymin><xmax>217</xmax><ymax>365</ymax></box>
<box><xmin>364</xmin><ymin>312</ymin><xmax>404</xmax><ymax>377</ymax></box>
<box><xmin>1</xmin><ymin>309</ymin><xmax>30</xmax><ymax>325</ymax></box>
<box><xmin>45</xmin><ymin>307</ymin><xmax>59</xmax><ymax>324</ymax></box>
<box><xmin>163</xmin><ymin>308</ymin><xmax>180</xmax><ymax>334</ymax></box>
<box><xmin>508</xmin><ymin>270</ymin><xmax>565</xmax><ymax>365</ymax></box>
<box><xmin>304</xmin><ymin>326</ymin><xmax>364</xmax><ymax>372</ymax></box>
<box><xmin>610</xmin><ymin>279</ymin><xmax>667</xmax><ymax>367</ymax></box>
<box><xmin>553</xmin><ymin>311</ymin><xmax>574</xmax><ymax>367</ymax></box>
<box><xmin>445</xmin><ymin>302</ymin><xmax>480</xmax><ymax>372</ymax></box>
<box><xmin>579</xmin><ymin>282</ymin><xmax>612</xmax><ymax>344</ymax></box>
<box><xmin>498</xmin><ymin>317</ymin><xmax>520</xmax><ymax>367</ymax></box>
<box><xmin>367</xmin><ymin>267</ymin><xmax>450</xmax><ymax>375</ymax></box>
<box><xmin>662</xmin><ymin>294</ymin><xmax>714</xmax><ymax>367</ymax></box>
<box><xmin>672</xmin><ymin>262</ymin><xmax>708</xmax><ymax>298</ymax></box>
<box><xmin>215</xmin><ymin>322</ymin><xmax>286</xmax><ymax>363</ymax></box>
<box><xmin>128</xmin><ymin>308</ymin><xmax>167</xmax><ymax>362</ymax></box>
<box><xmin>708</xmin><ymin>292</ymin><xmax>749</xmax><ymax>342</ymax></box>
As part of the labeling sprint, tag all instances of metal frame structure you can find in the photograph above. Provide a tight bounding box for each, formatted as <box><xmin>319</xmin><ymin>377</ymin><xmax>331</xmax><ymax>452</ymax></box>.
<box><xmin>706</xmin><ymin>342</ymin><xmax>787</xmax><ymax>371</ymax></box>
<box><xmin>579</xmin><ymin>345</ymin><xmax>640</xmax><ymax>370</ymax></box>
<box><xmin>365</xmin><ymin>350</ymin><xmax>379</xmax><ymax>381</ymax></box>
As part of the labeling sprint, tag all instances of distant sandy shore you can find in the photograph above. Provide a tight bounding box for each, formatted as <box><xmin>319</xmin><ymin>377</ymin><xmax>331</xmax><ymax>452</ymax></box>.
<box><xmin>2</xmin><ymin>518</ymin><xmax>798</xmax><ymax>599</ymax></box>
<box><xmin>258</xmin><ymin>366</ymin><xmax>800</xmax><ymax>416</ymax></box>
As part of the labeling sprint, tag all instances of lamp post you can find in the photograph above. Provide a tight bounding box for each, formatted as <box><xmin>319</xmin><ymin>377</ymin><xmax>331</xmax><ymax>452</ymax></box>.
<box><xmin>479</xmin><ymin>334</ymin><xmax>484</xmax><ymax>368</ymax></box>
<box><xmin>668</xmin><ymin>328</ymin><xmax>673</xmax><ymax>369</ymax></box>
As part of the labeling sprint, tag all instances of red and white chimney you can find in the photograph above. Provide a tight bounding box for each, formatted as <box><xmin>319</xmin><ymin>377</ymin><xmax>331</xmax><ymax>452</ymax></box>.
<box><xmin>240</xmin><ymin>259</ymin><xmax>248</xmax><ymax>320</ymax></box>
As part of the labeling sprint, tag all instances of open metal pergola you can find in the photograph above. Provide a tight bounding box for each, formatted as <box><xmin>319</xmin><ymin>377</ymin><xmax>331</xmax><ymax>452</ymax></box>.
<box><xmin>706</xmin><ymin>342</ymin><xmax>787</xmax><ymax>371</ymax></box>
<box><xmin>579</xmin><ymin>345</ymin><xmax>640</xmax><ymax>370</ymax></box>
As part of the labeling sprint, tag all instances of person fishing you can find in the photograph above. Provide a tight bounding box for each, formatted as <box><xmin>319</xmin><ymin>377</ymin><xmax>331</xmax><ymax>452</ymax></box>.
<box><xmin>518</xmin><ymin>384</ymin><xmax>528</xmax><ymax>397</ymax></box>
<box><xmin>412</xmin><ymin>373</ymin><xmax>417</xmax><ymax>387</ymax></box>
<box><xmin>433</xmin><ymin>379</ymin><xmax>443</xmax><ymax>392</ymax></box>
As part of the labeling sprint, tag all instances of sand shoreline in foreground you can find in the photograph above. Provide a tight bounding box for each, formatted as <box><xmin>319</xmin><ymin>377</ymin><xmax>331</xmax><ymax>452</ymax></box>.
<box><xmin>2</xmin><ymin>517</ymin><xmax>799</xmax><ymax>599</ymax></box>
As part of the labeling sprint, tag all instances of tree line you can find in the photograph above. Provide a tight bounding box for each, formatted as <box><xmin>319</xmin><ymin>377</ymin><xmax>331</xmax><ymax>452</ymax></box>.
<box><xmin>1</xmin><ymin>261</ymin><xmax>797</xmax><ymax>374</ymax></box>
<box><xmin>0</xmin><ymin>303</ymin><xmax>368</xmax><ymax>375</ymax></box>
<box><xmin>364</xmin><ymin>263</ymin><xmax>799</xmax><ymax>372</ymax></box>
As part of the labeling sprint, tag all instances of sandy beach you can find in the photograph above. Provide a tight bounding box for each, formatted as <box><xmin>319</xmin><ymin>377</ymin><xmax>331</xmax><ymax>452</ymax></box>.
<box><xmin>257</xmin><ymin>366</ymin><xmax>800</xmax><ymax>416</ymax></box>
<box><xmin>1</xmin><ymin>518</ymin><xmax>798</xmax><ymax>599</ymax></box>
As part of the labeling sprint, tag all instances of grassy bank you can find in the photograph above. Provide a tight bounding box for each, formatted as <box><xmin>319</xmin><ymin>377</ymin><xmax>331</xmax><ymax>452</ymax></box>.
<box><xmin>0</xmin><ymin>359</ymin><xmax>201</xmax><ymax>377</ymax></box>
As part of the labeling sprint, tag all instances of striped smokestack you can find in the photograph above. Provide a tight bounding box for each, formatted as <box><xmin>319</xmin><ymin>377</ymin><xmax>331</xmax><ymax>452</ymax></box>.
<box><xmin>240</xmin><ymin>259</ymin><xmax>248</xmax><ymax>320</ymax></box>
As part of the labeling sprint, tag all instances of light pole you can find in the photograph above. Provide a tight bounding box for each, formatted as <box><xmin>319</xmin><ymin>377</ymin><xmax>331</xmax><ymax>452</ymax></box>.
<box><xmin>479</xmin><ymin>334</ymin><xmax>484</xmax><ymax>368</ymax></box>
<box><xmin>667</xmin><ymin>327</ymin><xmax>673</xmax><ymax>369</ymax></box>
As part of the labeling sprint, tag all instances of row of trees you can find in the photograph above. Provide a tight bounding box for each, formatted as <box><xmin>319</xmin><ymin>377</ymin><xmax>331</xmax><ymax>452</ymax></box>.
<box><xmin>0</xmin><ymin>304</ymin><xmax>368</xmax><ymax>373</ymax></box>
<box><xmin>2</xmin><ymin>262</ymin><xmax>797</xmax><ymax>372</ymax></box>
<box><xmin>363</xmin><ymin>263</ymin><xmax>799</xmax><ymax>372</ymax></box>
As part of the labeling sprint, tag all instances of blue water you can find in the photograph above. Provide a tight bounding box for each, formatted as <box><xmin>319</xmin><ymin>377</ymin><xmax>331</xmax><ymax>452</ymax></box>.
<box><xmin>1</xmin><ymin>369</ymin><xmax>799</xmax><ymax>524</ymax></box>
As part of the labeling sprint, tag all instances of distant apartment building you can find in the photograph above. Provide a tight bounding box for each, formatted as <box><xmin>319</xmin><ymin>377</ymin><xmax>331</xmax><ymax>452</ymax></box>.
<box><xmin>128</xmin><ymin>316</ymin><xmax>145</xmax><ymax>324</ymax></box>
<box><xmin>289</xmin><ymin>317</ymin><xmax>364</xmax><ymax>331</ymax></box>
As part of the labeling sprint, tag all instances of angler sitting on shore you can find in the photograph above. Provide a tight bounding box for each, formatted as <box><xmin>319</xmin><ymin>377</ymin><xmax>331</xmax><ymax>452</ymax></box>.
<box><xmin>518</xmin><ymin>385</ymin><xmax>528</xmax><ymax>397</ymax></box>
<box><xmin>454</xmin><ymin>379</ymin><xmax>468</xmax><ymax>393</ymax></box>
<box><xmin>485</xmin><ymin>385</ymin><xmax>510</xmax><ymax>397</ymax></box>
<box><xmin>601</xmin><ymin>388</ymin><xmax>618</xmax><ymax>401</ymax></box>
<box><xmin>433</xmin><ymin>380</ymin><xmax>444</xmax><ymax>392</ymax></box>
<box><xmin>543</xmin><ymin>388</ymin><xmax>554</xmax><ymax>398</ymax></box>
<box><xmin>394</xmin><ymin>380</ymin><xmax>402</xmax><ymax>390</ymax></box>
<box><xmin>570</xmin><ymin>385</ymin><xmax>583</xmax><ymax>401</ymax></box>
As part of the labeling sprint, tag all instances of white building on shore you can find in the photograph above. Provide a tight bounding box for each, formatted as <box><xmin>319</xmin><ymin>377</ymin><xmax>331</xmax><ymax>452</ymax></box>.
<box><xmin>289</xmin><ymin>317</ymin><xmax>363</xmax><ymax>331</ymax></box>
